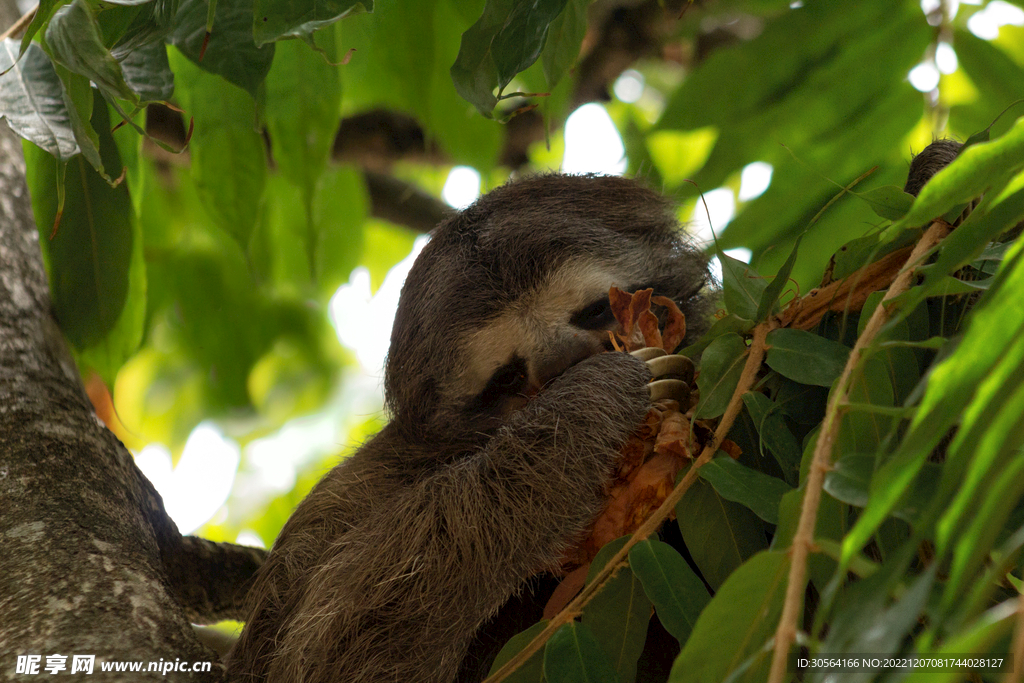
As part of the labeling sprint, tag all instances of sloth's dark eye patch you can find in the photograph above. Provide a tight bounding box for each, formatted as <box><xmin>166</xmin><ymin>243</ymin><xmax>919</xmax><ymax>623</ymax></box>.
<box><xmin>470</xmin><ymin>355</ymin><xmax>529</xmax><ymax>413</ymax></box>
<box><xmin>570</xmin><ymin>298</ymin><xmax>616</xmax><ymax>330</ymax></box>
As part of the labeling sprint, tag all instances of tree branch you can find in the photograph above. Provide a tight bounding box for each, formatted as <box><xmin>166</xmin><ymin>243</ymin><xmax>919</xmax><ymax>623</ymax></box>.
<box><xmin>766</xmin><ymin>219</ymin><xmax>953</xmax><ymax>683</ymax></box>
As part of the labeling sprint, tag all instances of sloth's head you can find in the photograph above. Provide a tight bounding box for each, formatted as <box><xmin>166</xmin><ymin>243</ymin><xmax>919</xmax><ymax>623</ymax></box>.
<box><xmin>384</xmin><ymin>174</ymin><xmax>713</xmax><ymax>439</ymax></box>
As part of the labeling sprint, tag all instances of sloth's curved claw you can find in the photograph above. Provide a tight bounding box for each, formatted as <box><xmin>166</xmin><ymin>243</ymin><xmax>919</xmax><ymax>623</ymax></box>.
<box><xmin>645</xmin><ymin>354</ymin><xmax>695</xmax><ymax>385</ymax></box>
<box><xmin>648</xmin><ymin>378</ymin><xmax>691</xmax><ymax>403</ymax></box>
<box><xmin>630</xmin><ymin>347</ymin><xmax>667</xmax><ymax>362</ymax></box>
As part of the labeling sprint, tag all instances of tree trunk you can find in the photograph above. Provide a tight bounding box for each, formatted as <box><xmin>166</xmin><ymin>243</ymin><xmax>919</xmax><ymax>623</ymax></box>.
<box><xmin>0</xmin><ymin>1</ymin><xmax>264</xmax><ymax>676</ymax></box>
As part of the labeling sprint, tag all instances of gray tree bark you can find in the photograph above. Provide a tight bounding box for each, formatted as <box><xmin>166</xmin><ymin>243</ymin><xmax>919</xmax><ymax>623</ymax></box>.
<box><xmin>0</xmin><ymin>1</ymin><xmax>265</xmax><ymax>678</ymax></box>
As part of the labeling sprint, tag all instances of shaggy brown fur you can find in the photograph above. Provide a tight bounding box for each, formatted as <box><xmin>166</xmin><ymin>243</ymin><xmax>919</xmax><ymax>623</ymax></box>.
<box><xmin>905</xmin><ymin>139</ymin><xmax>962</xmax><ymax>197</ymax></box>
<box><xmin>227</xmin><ymin>174</ymin><xmax>713</xmax><ymax>682</ymax></box>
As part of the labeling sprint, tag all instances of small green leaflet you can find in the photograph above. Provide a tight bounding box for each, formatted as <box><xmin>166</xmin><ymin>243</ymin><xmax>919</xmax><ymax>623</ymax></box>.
<box><xmin>451</xmin><ymin>0</ymin><xmax>569</xmax><ymax>116</ymax></box>
<box><xmin>765</xmin><ymin>328</ymin><xmax>850</xmax><ymax>387</ymax></box>
<box><xmin>698</xmin><ymin>456</ymin><xmax>794</xmax><ymax>524</ymax></box>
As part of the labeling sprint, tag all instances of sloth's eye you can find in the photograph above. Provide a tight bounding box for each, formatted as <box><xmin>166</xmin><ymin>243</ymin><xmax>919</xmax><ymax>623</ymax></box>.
<box><xmin>570</xmin><ymin>298</ymin><xmax>616</xmax><ymax>330</ymax></box>
<box><xmin>469</xmin><ymin>356</ymin><xmax>530</xmax><ymax>415</ymax></box>
<box><xmin>491</xmin><ymin>364</ymin><xmax>527</xmax><ymax>390</ymax></box>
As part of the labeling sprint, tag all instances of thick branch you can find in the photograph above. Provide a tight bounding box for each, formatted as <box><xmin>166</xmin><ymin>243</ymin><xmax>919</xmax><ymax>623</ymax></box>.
<box><xmin>161</xmin><ymin>536</ymin><xmax>266</xmax><ymax>624</ymax></box>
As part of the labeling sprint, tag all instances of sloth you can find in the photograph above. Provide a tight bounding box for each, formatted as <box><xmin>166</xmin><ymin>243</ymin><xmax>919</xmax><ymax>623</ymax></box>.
<box><xmin>226</xmin><ymin>174</ymin><xmax>714</xmax><ymax>683</ymax></box>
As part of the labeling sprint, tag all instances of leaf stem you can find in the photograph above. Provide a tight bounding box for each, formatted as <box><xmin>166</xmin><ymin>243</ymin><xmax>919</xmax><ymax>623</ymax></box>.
<box><xmin>766</xmin><ymin>218</ymin><xmax>952</xmax><ymax>683</ymax></box>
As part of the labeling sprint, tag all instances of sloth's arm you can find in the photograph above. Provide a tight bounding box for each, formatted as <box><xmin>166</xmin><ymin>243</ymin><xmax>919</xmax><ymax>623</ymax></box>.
<box><xmin>253</xmin><ymin>351</ymin><xmax>651</xmax><ymax>683</ymax></box>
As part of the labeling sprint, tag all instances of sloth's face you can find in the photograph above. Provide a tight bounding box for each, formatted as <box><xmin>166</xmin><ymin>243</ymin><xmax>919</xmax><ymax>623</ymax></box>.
<box><xmin>453</xmin><ymin>257</ymin><xmax>654</xmax><ymax>419</ymax></box>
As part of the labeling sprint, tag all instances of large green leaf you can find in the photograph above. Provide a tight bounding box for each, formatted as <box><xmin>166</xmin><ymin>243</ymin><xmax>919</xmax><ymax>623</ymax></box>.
<box><xmin>627</xmin><ymin>539</ymin><xmax>710</xmax><ymax>645</ymax></box>
<box><xmin>487</xmin><ymin>621</ymin><xmax>547</xmax><ymax>683</ymax></box>
<box><xmin>312</xmin><ymin>166</ymin><xmax>366</xmax><ymax>297</ymax></box>
<box><xmin>544</xmin><ymin>622</ymin><xmax>621</xmax><ymax>683</ymax></box>
<box><xmin>169</xmin><ymin>48</ymin><xmax>266</xmax><ymax>250</ymax></box>
<box><xmin>250</xmin><ymin>167</ymin><xmax>366</xmax><ymax>300</ymax></box>
<box><xmin>675</xmin><ymin>477</ymin><xmax>768</xmax><ymax>591</ymax></box>
<box><xmin>51</xmin><ymin>67</ymin><xmax>111</xmax><ymax>179</ymax></box>
<box><xmin>843</xmin><ymin>246</ymin><xmax>1024</xmax><ymax>563</ymax></box>
<box><xmin>253</xmin><ymin>0</ymin><xmax>369</xmax><ymax>46</ymax></box>
<box><xmin>118</xmin><ymin>41</ymin><xmax>174</xmax><ymax>103</ymax></box>
<box><xmin>168</xmin><ymin>0</ymin><xmax>274</xmax><ymax>99</ymax></box>
<box><xmin>669</xmin><ymin>551</ymin><xmax>789</xmax><ymax>683</ymax></box>
<box><xmin>340</xmin><ymin>0</ymin><xmax>501</xmax><ymax>169</ymax></box>
<box><xmin>45</xmin><ymin>0</ymin><xmax>138</xmax><ymax>104</ymax></box>
<box><xmin>264</xmin><ymin>35</ymin><xmax>341</xmax><ymax>202</ymax></box>
<box><xmin>765</xmin><ymin>328</ymin><xmax>850</xmax><ymax>388</ymax></box>
<box><xmin>720</xmin><ymin>251</ymin><xmax>767</xmax><ymax>321</ymax></box>
<box><xmin>23</xmin><ymin>103</ymin><xmax>135</xmax><ymax>351</ymax></box>
<box><xmin>451</xmin><ymin>0</ymin><xmax>569</xmax><ymax>115</ymax></box>
<box><xmin>582</xmin><ymin>538</ymin><xmax>651</xmax><ymax>683</ymax></box>
<box><xmin>698</xmin><ymin>456</ymin><xmax>794</xmax><ymax>524</ymax></box>
<box><xmin>0</xmin><ymin>40</ymin><xmax>79</xmax><ymax>161</ymax></box>
<box><xmin>540</xmin><ymin>0</ymin><xmax>586</xmax><ymax>88</ymax></box>
<box><xmin>694</xmin><ymin>333</ymin><xmax>748</xmax><ymax>419</ymax></box>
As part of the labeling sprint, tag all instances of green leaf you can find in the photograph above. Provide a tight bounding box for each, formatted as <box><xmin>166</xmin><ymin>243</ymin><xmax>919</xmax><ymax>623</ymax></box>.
<box><xmin>754</xmin><ymin>235</ymin><xmax>800</xmax><ymax>322</ymax></box>
<box><xmin>0</xmin><ymin>40</ymin><xmax>79</xmax><ymax>161</ymax></box>
<box><xmin>843</xmin><ymin>248</ymin><xmax>1024</xmax><ymax>564</ymax></box>
<box><xmin>51</xmin><ymin>66</ymin><xmax>112</xmax><ymax>180</ymax></box>
<box><xmin>680</xmin><ymin>314</ymin><xmax>753</xmax><ymax>359</ymax></box>
<box><xmin>487</xmin><ymin>621</ymin><xmax>547</xmax><ymax>682</ymax></box>
<box><xmin>741</xmin><ymin>392</ymin><xmax>801</xmax><ymax>486</ymax></box>
<box><xmin>340</xmin><ymin>0</ymin><xmax>501</xmax><ymax>169</ymax></box>
<box><xmin>675</xmin><ymin>477</ymin><xmax>768</xmax><ymax>591</ymax></box>
<box><xmin>669</xmin><ymin>551</ymin><xmax>789</xmax><ymax>683</ymax></box>
<box><xmin>312</xmin><ymin>166</ymin><xmax>367</xmax><ymax>297</ymax></box>
<box><xmin>694</xmin><ymin>333</ymin><xmax>747</xmax><ymax>419</ymax></box>
<box><xmin>719</xmin><ymin>251</ymin><xmax>766</xmax><ymax>321</ymax></box>
<box><xmin>451</xmin><ymin>0</ymin><xmax>569</xmax><ymax>116</ymax></box>
<box><xmin>945</xmin><ymin>447</ymin><xmax>1024</xmax><ymax>610</ymax></box>
<box><xmin>544</xmin><ymin>622</ymin><xmax>621</xmax><ymax>683</ymax></box>
<box><xmin>168</xmin><ymin>0</ymin><xmax>274</xmax><ymax>99</ymax></box>
<box><xmin>582</xmin><ymin>538</ymin><xmax>651</xmax><ymax>683</ymax></box>
<box><xmin>169</xmin><ymin>48</ymin><xmax>266</xmax><ymax>249</ymax></box>
<box><xmin>539</xmin><ymin>0</ymin><xmax>586</xmax><ymax>89</ymax></box>
<box><xmin>836</xmin><ymin>355</ymin><xmax>895</xmax><ymax>454</ymax></box>
<box><xmin>110</xmin><ymin>0</ymin><xmax>180</xmax><ymax>54</ymax></box>
<box><xmin>264</xmin><ymin>35</ymin><xmax>340</xmax><ymax>201</ymax></box>
<box><xmin>253</xmin><ymin>0</ymin><xmax>369</xmax><ymax>46</ymax></box>
<box><xmin>698</xmin><ymin>456</ymin><xmax>794</xmax><ymax>524</ymax></box>
<box><xmin>118</xmin><ymin>41</ymin><xmax>174</xmax><ymax>103</ymax></box>
<box><xmin>45</xmin><ymin>0</ymin><xmax>138</xmax><ymax>104</ymax></box>
<box><xmin>765</xmin><ymin>328</ymin><xmax>850</xmax><ymax>387</ymax></box>
<box><xmin>921</xmin><ymin>601</ymin><xmax>1018</xmax><ymax>683</ymax></box>
<box><xmin>856</xmin><ymin>184</ymin><xmax>915</xmax><ymax>221</ymax></box>
<box><xmin>823</xmin><ymin>454</ymin><xmax>872</xmax><ymax>508</ymax></box>
<box><xmin>627</xmin><ymin>539</ymin><xmax>710</xmax><ymax>645</ymax></box>
<box><xmin>20</xmin><ymin>0</ymin><xmax>70</xmax><ymax>56</ymax></box>
<box><xmin>24</xmin><ymin>103</ymin><xmax>135</xmax><ymax>350</ymax></box>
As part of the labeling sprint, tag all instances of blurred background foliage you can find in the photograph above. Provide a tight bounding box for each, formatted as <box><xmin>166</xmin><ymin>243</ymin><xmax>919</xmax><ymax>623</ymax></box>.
<box><xmin>2</xmin><ymin>0</ymin><xmax>1023</xmax><ymax>563</ymax></box>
